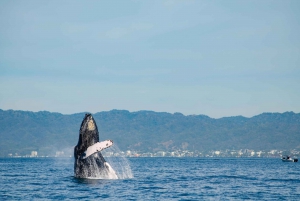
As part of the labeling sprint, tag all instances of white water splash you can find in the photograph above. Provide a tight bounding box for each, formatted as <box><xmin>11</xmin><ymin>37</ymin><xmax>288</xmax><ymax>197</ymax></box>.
<box><xmin>81</xmin><ymin>154</ymin><xmax>118</xmax><ymax>179</ymax></box>
<box><xmin>102</xmin><ymin>144</ymin><xmax>134</xmax><ymax>179</ymax></box>
<box><xmin>84</xmin><ymin>143</ymin><xmax>133</xmax><ymax>180</ymax></box>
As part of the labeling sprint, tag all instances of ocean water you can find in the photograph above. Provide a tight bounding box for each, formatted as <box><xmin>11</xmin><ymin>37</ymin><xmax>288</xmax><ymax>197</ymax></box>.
<box><xmin>0</xmin><ymin>157</ymin><xmax>299</xmax><ymax>200</ymax></box>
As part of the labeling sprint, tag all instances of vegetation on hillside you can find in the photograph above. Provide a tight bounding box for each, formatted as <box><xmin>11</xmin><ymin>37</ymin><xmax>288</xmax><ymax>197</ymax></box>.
<box><xmin>0</xmin><ymin>109</ymin><xmax>299</xmax><ymax>157</ymax></box>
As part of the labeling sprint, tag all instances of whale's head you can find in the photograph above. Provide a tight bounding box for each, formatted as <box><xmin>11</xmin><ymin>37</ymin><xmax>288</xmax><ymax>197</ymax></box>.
<box><xmin>74</xmin><ymin>113</ymin><xmax>99</xmax><ymax>159</ymax></box>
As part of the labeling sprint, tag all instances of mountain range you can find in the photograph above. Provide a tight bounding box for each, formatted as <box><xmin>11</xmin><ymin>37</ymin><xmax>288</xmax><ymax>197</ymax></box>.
<box><xmin>0</xmin><ymin>109</ymin><xmax>299</xmax><ymax>157</ymax></box>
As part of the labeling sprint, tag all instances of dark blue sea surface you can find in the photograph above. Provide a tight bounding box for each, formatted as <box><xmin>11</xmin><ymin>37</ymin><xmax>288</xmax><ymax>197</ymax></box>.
<box><xmin>1</xmin><ymin>157</ymin><xmax>299</xmax><ymax>200</ymax></box>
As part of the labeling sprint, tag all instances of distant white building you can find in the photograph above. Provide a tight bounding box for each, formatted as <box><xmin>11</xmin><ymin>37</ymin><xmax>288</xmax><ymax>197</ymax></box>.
<box><xmin>55</xmin><ymin>151</ymin><xmax>64</xmax><ymax>157</ymax></box>
<box><xmin>31</xmin><ymin>151</ymin><xmax>38</xmax><ymax>157</ymax></box>
<box><xmin>256</xmin><ymin>151</ymin><xmax>263</xmax><ymax>157</ymax></box>
<box><xmin>157</xmin><ymin>151</ymin><xmax>166</xmax><ymax>157</ymax></box>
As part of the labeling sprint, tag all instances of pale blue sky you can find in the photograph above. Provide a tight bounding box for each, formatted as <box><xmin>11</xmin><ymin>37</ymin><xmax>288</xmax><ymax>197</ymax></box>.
<box><xmin>0</xmin><ymin>0</ymin><xmax>299</xmax><ymax>118</ymax></box>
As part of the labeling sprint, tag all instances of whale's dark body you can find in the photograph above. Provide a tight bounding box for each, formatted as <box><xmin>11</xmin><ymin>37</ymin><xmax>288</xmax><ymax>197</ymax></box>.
<box><xmin>74</xmin><ymin>113</ymin><xmax>114</xmax><ymax>178</ymax></box>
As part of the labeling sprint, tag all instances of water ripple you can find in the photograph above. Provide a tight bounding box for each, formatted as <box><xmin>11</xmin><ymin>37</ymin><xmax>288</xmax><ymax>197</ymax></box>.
<box><xmin>1</xmin><ymin>157</ymin><xmax>300</xmax><ymax>200</ymax></box>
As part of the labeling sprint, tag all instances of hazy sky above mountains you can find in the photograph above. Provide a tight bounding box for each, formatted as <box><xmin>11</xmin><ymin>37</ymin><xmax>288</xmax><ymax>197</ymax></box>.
<box><xmin>0</xmin><ymin>0</ymin><xmax>299</xmax><ymax>118</ymax></box>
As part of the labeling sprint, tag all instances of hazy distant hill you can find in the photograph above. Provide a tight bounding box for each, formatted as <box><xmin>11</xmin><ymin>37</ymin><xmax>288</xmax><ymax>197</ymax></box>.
<box><xmin>0</xmin><ymin>109</ymin><xmax>300</xmax><ymax>157</ymax></box>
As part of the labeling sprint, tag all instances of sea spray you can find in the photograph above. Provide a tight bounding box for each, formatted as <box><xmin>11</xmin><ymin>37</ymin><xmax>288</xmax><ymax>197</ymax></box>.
<box><xmin>102</xmin><ymin>143</ymin><xmax>134</xmax><ymax>179</ymax></box>
<box><xmin>86</xmin><ymin>155</ymin><xmax>118</xmax><ymax>179</ymax></box>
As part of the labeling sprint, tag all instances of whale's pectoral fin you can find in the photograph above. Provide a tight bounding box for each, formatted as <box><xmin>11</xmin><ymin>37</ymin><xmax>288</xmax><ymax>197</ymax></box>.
<box><xmin>80</xmin><ymin>140</ymin><xmax>113</xmax><ymax>159</ymax></box>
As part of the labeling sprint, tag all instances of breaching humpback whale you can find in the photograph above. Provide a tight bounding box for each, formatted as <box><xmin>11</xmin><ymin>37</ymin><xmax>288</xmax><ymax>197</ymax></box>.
<box><xmin>74</xmin><ymin>113</ymin><xmax>117</xmax><ymax>179</ymax></box>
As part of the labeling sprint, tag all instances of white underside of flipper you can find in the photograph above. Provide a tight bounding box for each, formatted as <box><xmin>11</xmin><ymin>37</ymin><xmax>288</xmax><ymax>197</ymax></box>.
<box><xmin>81</xmin><ymin>140</ymin><xmax>113</xmax><ymax>159</ymax></box>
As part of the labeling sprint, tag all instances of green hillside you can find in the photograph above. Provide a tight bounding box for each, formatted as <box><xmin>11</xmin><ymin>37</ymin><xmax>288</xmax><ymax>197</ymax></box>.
<box><xmin>0</xmin><ymin>109</ymin><xmax>299</xmax><ymax>157</ymax></box>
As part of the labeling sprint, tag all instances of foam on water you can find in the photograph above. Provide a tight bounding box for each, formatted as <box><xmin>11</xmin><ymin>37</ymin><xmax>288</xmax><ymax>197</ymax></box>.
<box><xmin>86</xmin><ymin>162</ymin><xmax>118</xmax><ymax>180</ymax></box>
